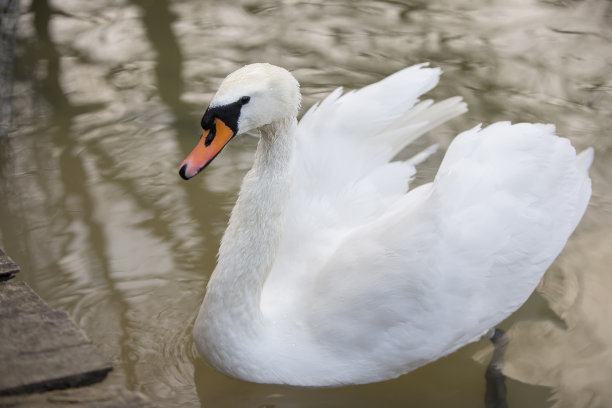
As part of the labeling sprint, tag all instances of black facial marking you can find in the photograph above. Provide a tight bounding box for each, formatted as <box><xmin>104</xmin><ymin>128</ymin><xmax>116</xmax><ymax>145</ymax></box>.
<box><xmin>200</xmin><ymin>98</ymin><xmax>247</xmax><ymax>135</ymax></box>
<box><xmin>204</xmin><ymin>122</ymin><xmax>216</xmax><ymax>146</ymax></box>
<box><xmin>240</xmin><ymin>96</ymin><xmax>251</xmax><ymax>105</ymax></box>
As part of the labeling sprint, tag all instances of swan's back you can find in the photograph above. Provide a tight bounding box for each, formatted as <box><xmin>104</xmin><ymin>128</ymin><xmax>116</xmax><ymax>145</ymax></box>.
<box><xmin>255</xmin><ymin>65</ymin><xmax>592</xmax><ymax>386</ymax></box>
<box><xmin>299</xmin><ymin>123</ymin><xmax>592</xmax><ymax>384</ymax></box>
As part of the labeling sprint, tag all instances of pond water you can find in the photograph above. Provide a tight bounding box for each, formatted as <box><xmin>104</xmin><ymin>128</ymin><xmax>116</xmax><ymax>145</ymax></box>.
<box><xmin>1</xmin><ymin>0</ymin><xmax>611</xmax><ymax>407</ymax></box>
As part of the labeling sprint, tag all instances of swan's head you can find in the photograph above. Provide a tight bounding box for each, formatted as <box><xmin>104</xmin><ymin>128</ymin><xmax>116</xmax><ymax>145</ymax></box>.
<box><xmin>179</xmin><ymin>63</ymin><xmax>300</xmax><ymax>180</ymax></box>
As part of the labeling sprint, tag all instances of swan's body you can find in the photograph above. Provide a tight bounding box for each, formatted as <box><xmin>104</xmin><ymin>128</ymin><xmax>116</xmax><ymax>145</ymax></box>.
<box><xmin>180</xmin><ymin>63</ymin><xmax>593</xmax><ymax>386</ymax></box>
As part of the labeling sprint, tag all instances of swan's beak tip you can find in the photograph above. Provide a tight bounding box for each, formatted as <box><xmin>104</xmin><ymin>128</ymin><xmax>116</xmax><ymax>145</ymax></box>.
<box><xmin>179</xmin><ymin>163</ymin><xmax>191</xmax><ymax>180</ymax></box>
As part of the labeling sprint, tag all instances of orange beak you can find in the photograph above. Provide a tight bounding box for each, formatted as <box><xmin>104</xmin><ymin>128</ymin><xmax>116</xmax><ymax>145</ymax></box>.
<box><xmin>179</xmin><ymin>118</ymin><xmax>236</xmax><ymax>180</ymax></box>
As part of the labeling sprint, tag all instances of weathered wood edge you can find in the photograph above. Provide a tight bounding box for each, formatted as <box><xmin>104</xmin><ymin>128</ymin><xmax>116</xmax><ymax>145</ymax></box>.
<box><xmin>0</xmin><ymin>250</ymin><xmax>157</xmax><ymax>408</ymax></box>
<box><xmin>0</xmin><ymin>248</ymin><xmax>20</xmax><ymax>281</ymax></box>
<box><xmin>0</xmin><ymin>281</ymin><xmax>113</xmax><ymax>396</ymax></box>
<box><xmin>0</xmin><ymin>366</ymin><xmax>112</xmax><ymax>397</ymax></box>
<box><xmin>0</xmin><ymin>385</ymin><xmax>158</xmax><ymax>408</ymax></box>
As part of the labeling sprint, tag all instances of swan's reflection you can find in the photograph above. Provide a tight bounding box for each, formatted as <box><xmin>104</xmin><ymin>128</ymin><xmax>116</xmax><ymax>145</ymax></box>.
<box><xmin>476</xmin><ymin>206</ymin><xmax>612</xmax><ymax>408</ymax></box>
<box><xmin>193</xmin><ymin>335</ymin><xmax>550</xmax><ymax>408</ymax></box>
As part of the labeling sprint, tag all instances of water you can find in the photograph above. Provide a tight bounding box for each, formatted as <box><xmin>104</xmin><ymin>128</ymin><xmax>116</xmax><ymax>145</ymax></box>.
<box><xmin>1</xmin><ymin>0</ymin><xmax>611</xmax><ymax>406</ymax></box>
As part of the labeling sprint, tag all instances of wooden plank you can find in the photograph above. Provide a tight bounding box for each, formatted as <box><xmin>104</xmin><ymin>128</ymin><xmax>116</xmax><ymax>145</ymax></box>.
<box><xmin>0</xmin><ymin>248</ymin><xmax>19</xmax><ymax>281</ymax></box>
<box><xmin>0</xmin><ymin>385</ymin><xmax>158</xmax><ymax>408</ymax></box>
<box><xmin>0</xmin><ymin>281</ymin><xmax>49</xmax><ymax>318</ymax></box>
<box><xmin>0</xmin><ymin>281</ymin><xmax>113</xmax><ymax>396</ymax></box>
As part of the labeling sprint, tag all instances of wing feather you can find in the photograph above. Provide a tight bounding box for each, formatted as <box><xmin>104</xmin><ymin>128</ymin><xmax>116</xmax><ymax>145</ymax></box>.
<box><xmin>303</xmin><ymin>123</ymin><xmax>592</xmax><ymax>381</ymax></box>
<box><xmin>261</xmin><ymin>65</ymin><xmax>466</xmax><ymax>317</ymax></box>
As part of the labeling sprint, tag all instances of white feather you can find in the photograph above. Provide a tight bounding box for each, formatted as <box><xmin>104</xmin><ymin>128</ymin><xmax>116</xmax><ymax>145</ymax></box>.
<box><xmin>191</xmin><ymin>64</ymin><xmax>593</xmax><ymax>386</ymax></box>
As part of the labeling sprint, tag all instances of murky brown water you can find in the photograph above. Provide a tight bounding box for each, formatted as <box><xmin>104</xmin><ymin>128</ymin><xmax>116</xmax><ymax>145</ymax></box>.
<box><xmin>1</xmin><ymin>0</ymin><xmax>611</xmax><ymax>407</ymax></box>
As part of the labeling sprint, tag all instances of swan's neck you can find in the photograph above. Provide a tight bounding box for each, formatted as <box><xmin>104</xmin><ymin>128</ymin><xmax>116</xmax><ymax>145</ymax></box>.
<box><xmin>197</xmin><ymin>117</ymin><xmax>296</xmax><ymax>342</ymax></box>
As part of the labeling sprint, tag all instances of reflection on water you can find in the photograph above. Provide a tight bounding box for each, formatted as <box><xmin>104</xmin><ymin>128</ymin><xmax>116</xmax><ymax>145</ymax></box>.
<box><xmin>1</xmin><ymin>0</ymin><xmax>611</xmax><ymax>407</ymax></box>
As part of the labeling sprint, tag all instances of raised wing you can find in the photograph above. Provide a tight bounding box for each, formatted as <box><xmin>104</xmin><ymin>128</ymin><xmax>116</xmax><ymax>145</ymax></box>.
<box><xmin>261</xmin><ymin>65</ymin><xmax>466</xmax><ymax>315</ymax></box>
<box><xmin>304</xmin><ymin>122</ymin><xmax>592</xmax><ymax>383</ymax></box>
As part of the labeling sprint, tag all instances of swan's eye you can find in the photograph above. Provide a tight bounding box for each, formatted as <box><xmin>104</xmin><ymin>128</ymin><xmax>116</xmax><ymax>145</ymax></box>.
<box><xmin>240</xmin><ymin>96</ymin><xmax>251</xmax><ymax>105</ymax></box>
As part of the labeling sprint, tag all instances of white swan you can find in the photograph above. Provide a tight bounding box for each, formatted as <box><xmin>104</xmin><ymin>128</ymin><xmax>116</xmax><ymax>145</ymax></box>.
<box><xmin>179</xmin><ymin>63</ymin><xmax>593</xmax><ymax>386</ymax></box>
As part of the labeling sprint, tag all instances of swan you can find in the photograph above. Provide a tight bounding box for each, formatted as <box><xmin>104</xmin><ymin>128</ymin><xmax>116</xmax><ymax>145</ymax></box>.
<box><xmin>179</xmin><ymin>63</ymin><xmax>593</xmax><ymax>386</ymax></box>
